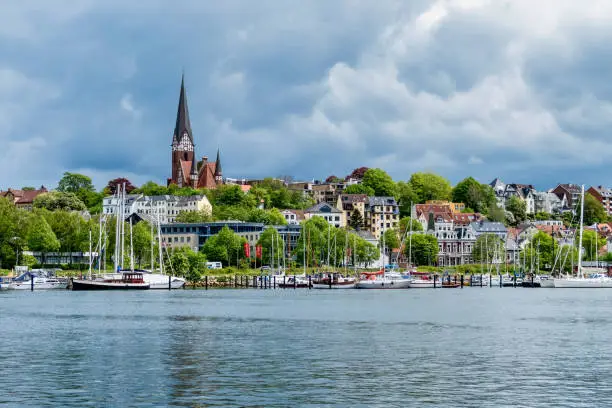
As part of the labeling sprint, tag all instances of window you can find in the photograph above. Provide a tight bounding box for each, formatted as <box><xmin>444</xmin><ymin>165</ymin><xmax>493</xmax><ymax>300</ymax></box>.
<box><xmin>187</xmin><ymin>237</ymin><xmax>191</xmax><ymax>243</ymax></box>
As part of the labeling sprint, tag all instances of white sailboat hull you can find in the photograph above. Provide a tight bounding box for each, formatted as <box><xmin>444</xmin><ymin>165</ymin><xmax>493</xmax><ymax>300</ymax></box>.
<box><xmin>7</xmin><ymin>279</ymin><xmax>67</xmax><ymax>290</ymax></box>
<box><xmin>553</xmin><ymin>278</ymin><xmax>612</xmax><ymax>288</ymax></box>
<box><xmin>144</xmin><ymin>274</ymin><xmax>186</xmax><ymax>289</ymax></box>
<box><xmin>312</xmin><ymin>282</ymin><xmax>356</xmax><ymax>289</ymax></box>
<box><xmin>539</xmin><ymin>279</ymin><xmax>555</xmax><ymax>288</ymax></box>
<box><xmin>409</xmin><ymin>280</ymin><xmax>437</xmax><ymax>288</ymax></box>
<box><xmin>355</xmin><ymin>279</ymin><xmax>411</xmax><ymax>289</ymax></box>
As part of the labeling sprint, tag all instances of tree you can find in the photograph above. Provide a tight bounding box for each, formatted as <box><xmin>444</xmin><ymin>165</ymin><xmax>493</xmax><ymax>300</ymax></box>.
<box><xmin>361</xmin><ymin>168</ymin><xmax>397</xmax><ymax>197</ymax></box>
<box><xmin>295</xmin><ymin>217</ymin><xmax>329</xmax><ymax>267</ymax></box>
<box><xmin>325</xmin><ymin>175</ymin><xmax>343</xmax><ymax>183</ymax></box>
<box><xmin>135</xmin><ymin>181</ymin><xmax>169</xmax><ymax>196</ymax></box>
<box><xmin>396</xmin><ymin>181</ymin><xmax>418</xmax><ymax>217</ymax></box>
<box><xmin>472</xmin><ymin>234</ymin><xmax>503</xmax><ymax>264</ymax></box>
<box><xmin>201</xmin><ymin>226</ymin><xmax>247</xmax><ymax>266</ymax></box>
<box><xmin>399</xmin><ymin>217</ymin><xmax>423</xmax><ymax>236</ymax></box>
<box><xmin>257</xmin><ymin>228</ymin><xmax>284</xmax><ymax>267</ymax></box>
<box><xmin>26</xmin><ymin>214</ymin><xmax>60</xmax><ymax>264</ymax></box>
<box><xmin>132</xmin><ymin>221</ymin><xmax>153</xmax><ymax>268</ymax></box>
<box><xmin>346</xmin><ymin>167</ymin><xmax>369</xmax><ymax>181</ymax></box>
<box><xmin>343</xmin><ymin>184</ymin><xmax>375</xmax><ymax>196</ymax></box>
<box><xmin>21</xmin><ymin>186</ymin><xmax>35</xmax><ymax>191</ymax></box>
<box><xmin>33</xmin><ymin>192</ymin><xmax>87</xmax><ymax>212</ymax></box>
<box><xmin>407</xmin><ymin>172</ymin><xmax>452</xmax><ymax>203</ymax></box>
<box><xmin>0</xmin><ymin>197</ymin><xmax>27</xmax><ymax>269</ymax></box>
<box><xmin>584</xmin><ymin>194</ymin><xmax>608</xmax><ymax>226</ymax></box>
<box><xmin>106</xmin><ymin>178</ymin><xmax>137</xmax><ymax>195</ymax></box>
<box><xmin>452</xmin><ymin>177</ymin><xmax>495</xmax><ymax>213</ymax></box>
<box><xmin>404</xmin><ymin>233</ymin><xmax>438</xmax><ymax>266</ymax></box>
<box><xmin>57</xmin><ymin>172</ymin><xmax>95</xmax><ymax>193</ymax></box>
<box><xmin>580</xmin><ymin>230</ymin><xmax>606</xmax><ymax>261</ymax></box>
<box><xmin>348</xmin><ymin>209</ymin><xmax>364</xmax><ymax>230</ymax></box>
<box><xmin>487</xmin><ymin>204</ymin><xmax>506</xmax><ymax>223</ymax></box>
<box><xmin>168</xmin><ymin>247</ymin><xmax>206</xmax><ymax>283</ymax></box>
<box><xmin>506</xmin><ymin>196</ymin><xmax>527</xmax><ymax>226</ymax></box>
<box><xmin>175</xmin><ymin>210</ymin><xmax>212</xmax><ymax>223</ymax></box>
<box><xmin>214</xmin><ymin>185</ymin><xmax>246</xmax><ymax>206</ymax></box>
<box><xmin>521</xmin><ymin>231</ymin><xmax>554</xmax><ymax>271</ymax></box>
<box><xmin>380</xmin><ymin>229</ymin><xmax>400</xmax><ymax>254</ymax></box>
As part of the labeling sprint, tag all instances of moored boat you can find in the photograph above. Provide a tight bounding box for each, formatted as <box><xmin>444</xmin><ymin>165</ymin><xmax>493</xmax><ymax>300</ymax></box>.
<box><xmin>7</xmin><ymin>271</ymin><xmax>67</xmax><ymax>290</ymax></box>
<box><xmin>356</xmin><ymin>270</ymin><xmax>411</xmax><ymax>289</ymax></box>
<box><xmin>312</xmin><ymin>273</ymin><xmax>356</xmax><ymax>289</ymax></box>
<box><xmin>72</xmin><ymin>272</ymin><xmax>150</xmax><ymax>290</ymax></box>
<box><xmin>409</xmin><ymin>272</ymin><xmax>438</xmax><ymax>288</ymax></box>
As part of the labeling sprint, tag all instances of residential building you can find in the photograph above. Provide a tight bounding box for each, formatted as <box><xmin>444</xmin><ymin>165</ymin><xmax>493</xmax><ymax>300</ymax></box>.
<box><xmin>365</xmin><ymin>197</ymin><xmax>400</xmax><ymax>239</ymax></box>
<box><xmin>490</xmin><ymin>179</ymin><xmax>537</xmax><ymax>213</ymax></box>
<box><xmin>424</xmin><ymin>200</ymin><xmax>465</xmax><ymax>213</ymax></box>
<box><xmin>533</xmin><ymin>191</ymin><xmax>565</xmax><ymax>214</ymax></box>
<box><xmin>429</xmin><ymin>216</ymin><xmax>477</xmax><ymax>266</ymax></box>
<box><xmin>274</xmin><ymin>224</ymin><xmax>303</xmax><ymax>258</ymax></box>
<box><xmin>588</xmin><ymin>186</ymin><xmax>612</xmax><ymax>215</ymax></box>
<box><xmin>304</xmin><ymin>202</ymin><xmax>345</xmax><ymax>228</ymax></box>
<box><xmin>552</xmin><ymin>184</ymin><xmax>582</xmax><ymax>210</ymax></box>
<box><xmin>470</xmin><ymin>221</ymin><xmax>508</xmax><ymax>241</ymax></box>
<box><xmin>336</xmin><ymin>194</ymin><xmax>368</xmax><ymax>224</ymax></box>
<box><xmin>281</xmin><ymin>209</ymin><xmax>305</xmax><ymax>225</ymax></box>
<box><xmin>311</xmin><ymin>182</ymin><xmax>347</xmax><ymax>206</ymax></box>
<box><xmin>0</xmin><ymin>186</ymin><xmax>48</xmax><ymax>210</ymax></box>
<box><xmin>103</xmin><ymin>194</ymin><xmax>212</xmax><ymax>224</ymax></box>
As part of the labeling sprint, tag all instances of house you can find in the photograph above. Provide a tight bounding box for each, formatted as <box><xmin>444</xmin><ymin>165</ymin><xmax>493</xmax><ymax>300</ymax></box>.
<box><xmin>103</xmin><ymin>194</ymin><xmax>212</xmax><ymax>224</ymax></box>
<box><xmin>365</xmin><ymin>197</ymin><xmax>400</xmax><ymax>239</ymax></box>
<box><xmin>470</xmin><ymin>221</ymin><xmax>508</xmax><ymax>241</ymax></box>
<box><xmin>311</xmin><ymin>182</ymin><xmax>347</xmax><ymax>206</ymax></box>
<box><xmin>304</xmin><ymin>202</ymin><xmax>345</xmax><ymax>228</ymax></box>
<box><xmin>552</xmin><ymin>184</ymin><xmax>582</xmax><ymax>211</ymax></box>
<box><xmin>425</xmin><ymin>200</ymin><xmax>465</xmax><ymax>213</ymax></box>
<box><xmin>430</xmin><ymin>220</ymin><xmax>477</xmax><ymax>266</ymax></box>
<box><xmin>533</xmin><ymin>191</ymin><xmax>565</xmax><ymax>214</ymax></box>
<box><xmin>588</xmin><ymin>186</ymin><xmax>612</xmax><ymax>216</ymax></box>
<box><xmin>281</xmin><ymin>209</ymin><xmax>305</xmax><ymax>225</ymax></box>
<box><xmin>0</xmin><ymin>186</ymin><xmax>48</xmax><ymax>210</ymax></box>
<box><xmin>336</xmin><ymin>194</ymin><xmax>368</xmax><ymax>223</ymax></box>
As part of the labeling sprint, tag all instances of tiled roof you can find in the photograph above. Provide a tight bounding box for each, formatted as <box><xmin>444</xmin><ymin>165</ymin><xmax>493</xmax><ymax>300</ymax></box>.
<box><xmin>339</xmin><ymin>194</ymin><xmax>368</xmax><ymax>203</ymax></box>
<box><xmin>471</xmin><ymin>221</ymin><xmax>507</xmax><ymax>233</ymax></box>
<box><xmin>0</xmin><ymin>187</ymin><xmax>48</xmax><ymax>205</ymax></box>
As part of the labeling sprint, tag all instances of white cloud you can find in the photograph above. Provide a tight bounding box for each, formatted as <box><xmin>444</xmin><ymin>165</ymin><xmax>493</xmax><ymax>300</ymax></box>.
<box><xmin>120</xmin><ymin>94</ymin><xmax>141</xmax><ymax>119</ymax></box>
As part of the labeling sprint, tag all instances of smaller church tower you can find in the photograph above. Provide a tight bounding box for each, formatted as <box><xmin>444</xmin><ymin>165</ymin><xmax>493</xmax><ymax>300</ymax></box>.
<box><xmin>214</xmin><ymin>149</ymin><xmax>223</xmax><ymax>185</ymax></box>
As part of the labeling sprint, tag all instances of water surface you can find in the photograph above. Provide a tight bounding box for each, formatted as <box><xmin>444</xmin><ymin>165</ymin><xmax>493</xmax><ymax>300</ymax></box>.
<box><xmin>2</xmin><ymin>288</ymin><xmax>612</xmax><ymax>407</ymax></box>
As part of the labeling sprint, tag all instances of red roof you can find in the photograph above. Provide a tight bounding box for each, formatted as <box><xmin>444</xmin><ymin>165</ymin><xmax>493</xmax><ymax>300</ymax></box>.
<box><xmin>0</xmin><ymin>187</ymin><xmax>48</xmax><ymax>205</ymax></box>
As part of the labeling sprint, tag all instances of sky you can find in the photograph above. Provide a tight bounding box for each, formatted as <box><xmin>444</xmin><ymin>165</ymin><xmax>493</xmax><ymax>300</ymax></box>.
<box><xmin>2</xmin><ymin>0</ymin><xmax>612</xmax><ymax>191</ymax></box>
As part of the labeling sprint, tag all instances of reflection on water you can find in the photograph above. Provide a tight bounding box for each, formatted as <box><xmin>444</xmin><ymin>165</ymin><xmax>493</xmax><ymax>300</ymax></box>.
<box><xmin>2</xmin><ymin>289</ymin><xmax>612</xmax><ymax>407</ymax></box>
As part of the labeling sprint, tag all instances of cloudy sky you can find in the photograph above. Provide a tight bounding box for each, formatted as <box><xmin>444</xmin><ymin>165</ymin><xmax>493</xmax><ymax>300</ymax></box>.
<box><xmin>2</xmin><ymin>0</ymin><xmax>612</xmax><ymax>191</ymax></box>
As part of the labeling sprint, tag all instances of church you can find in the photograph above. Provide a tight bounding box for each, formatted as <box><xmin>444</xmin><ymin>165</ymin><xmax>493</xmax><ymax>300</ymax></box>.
<box><xmin>167</xmin><ymin>75</ymin><xmax>222</xmax><ymax>189</ymax></box>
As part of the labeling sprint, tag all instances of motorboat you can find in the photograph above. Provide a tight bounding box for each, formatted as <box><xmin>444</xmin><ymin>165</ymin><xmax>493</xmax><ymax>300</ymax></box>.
<box><xmin>7</xmin><ymin>271</ymin><xmax>67</xmax><ymax>290</ymax></box>
<box><xmin>539</xmin><ymin>275</ymin><xmax>555</xmax><ymax>288</ymax></box>
<box><xmin>409</xmin><ymin>271</ymin><xmax>438</xmax><ymax>288</ymax></box>
<box><xmin>356</xmin><ymin>270</ymin><xmax>411</xmax><ymax>289</ymax></box>
<box><xmin>312</xmin><ymin>273</ymin><xmax>356</xmax><ymax>289</ymax></box>
<box><xmin>72</xmin><ymin>271</ymin><xmax>150</xmax><ymax>290</ymax></box>
<box><xmin>133</xmin><ymin>269</ymin><xmax>185</xmax><ymax>289</ymax></box>
<box><xmin>277</xmin><ymin>275</ymin><xmax>311</xmax><ymax>288</ymax></box>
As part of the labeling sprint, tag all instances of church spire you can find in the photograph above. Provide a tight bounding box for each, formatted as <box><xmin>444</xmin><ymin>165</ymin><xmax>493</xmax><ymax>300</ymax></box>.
<box><xmin>173</xmin><ymin>73</ymin><xmax>193</xmax><ymax>145</ymax></box>
<box><xmin>214</xmin><ymin>148</ymin><xmax>223</xmax><ymax>183</ymax></box>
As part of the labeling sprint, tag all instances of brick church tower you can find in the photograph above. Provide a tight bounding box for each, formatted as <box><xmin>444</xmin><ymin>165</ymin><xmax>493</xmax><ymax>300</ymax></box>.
<box><xmin>168</xmin><ymin>75</ymin><xmax>223</xmax><ymax>189</ymax></box>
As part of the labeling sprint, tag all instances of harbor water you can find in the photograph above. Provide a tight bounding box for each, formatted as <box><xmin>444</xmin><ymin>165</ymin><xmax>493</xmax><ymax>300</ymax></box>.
<box><xmin>2</xmin><ymin>288</ymin><xmax>612</xmax><ymax>407</ymax></box>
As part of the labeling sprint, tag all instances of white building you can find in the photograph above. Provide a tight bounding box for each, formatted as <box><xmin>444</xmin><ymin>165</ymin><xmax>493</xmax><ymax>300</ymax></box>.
<box><xmin>304</xmin><ymin>202</ymin><xmax>345</xmax><ymax>228</ymax></box>
<box><xmin>102</xmin><ymin>194</ymin><xmax>212</xmax><ymax>224</ymax></box>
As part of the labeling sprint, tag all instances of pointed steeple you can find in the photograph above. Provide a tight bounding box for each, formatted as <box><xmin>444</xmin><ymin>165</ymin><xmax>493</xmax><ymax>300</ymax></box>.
<box><xmin>214</xmin><ymin>148</ymin><xmax>222</xmax><ymax>177</ymax></box>
<box><xmin>173</xmin><ymin>73</ymin><xmax>193</xmax><ymax>145</ymax></box>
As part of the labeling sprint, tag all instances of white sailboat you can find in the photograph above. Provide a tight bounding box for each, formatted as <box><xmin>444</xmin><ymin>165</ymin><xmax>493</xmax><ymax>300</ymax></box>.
<box><xmin>554</xmin><ymin>185</ymin><xmax>612</xmax><ymax>288</ymax></box>
<box><xmin>7</xmin><ymin>271</ymin><xmax>67</xmax><ymax>290</ymax></box>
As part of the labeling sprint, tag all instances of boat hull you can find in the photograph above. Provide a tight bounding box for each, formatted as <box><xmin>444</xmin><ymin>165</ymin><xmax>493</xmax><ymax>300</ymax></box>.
<box><xmin>312</xmin><ymin>281</ymin><xmax>356</xmax><ymax>289</ymax></box>
<box><xmin>72</xmin><ymin>279</ymin><xmax>150</xmax><ymax>290</ymax></box>
<box><xmin>539</xmin><ymin>279</ymin><xmax>555</xmax><ymax>288</ymax></box>
<box><xmin>409</xmin><ymin>280</ymin><xmax>437</xmax><ymax>288</ymax></box>
<box><xmin>355</xmin><ymin>279</ymin><xmax>411</xmax><ymax>289</ymax></box>
<box><xmin>7</xmin><ymin>280</ymin><xmax>67</xmax><ymax>290</ymax></box>
<box><xmin>553</xmin><ymin>278</ymin><xmax>612</xmax><ymax>288</ymax></box>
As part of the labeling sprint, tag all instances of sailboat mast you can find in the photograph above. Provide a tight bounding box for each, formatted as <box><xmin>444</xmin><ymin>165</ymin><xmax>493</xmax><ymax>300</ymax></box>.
<box><xmin>114</xmin><ymin>186</ymin><xmax>120</xmax><ymax>273</ymax></box>
<box><xmin>577</xmin><ymin>185</ymin><xmax>585</xmax><ymax>278</ymax></box>
<box><xmin>88</xmin><ymin>229</ymin><xmax>93</xmax><ymax>279</ymax></box>
<box><xmin>408</xmin><ymin>202</ymin><xmax>413</xmax><ymax>267</ymax></box>
<box><xmin>97</xmin><ymin>216</ymin><xmax>103</xmax><ymax>275</ymax></box>
<box><xmin>303</xmin><ymin>225</ymin><xmax>306</xmax><ymax>275</ymax></box>
<box><xmin>130</xmin><ymin>220</ymin><xmax>134</xmax><ymax>271</ymax></box>
<box><xmin>157</xmin><ymin>210</ymin><xmax>164</xmax><ymax>275</ymax></box>
<box><xmin>150</xmin><ymin>202</ymin><xmax>155</xmax><ymax>270</ymax></box>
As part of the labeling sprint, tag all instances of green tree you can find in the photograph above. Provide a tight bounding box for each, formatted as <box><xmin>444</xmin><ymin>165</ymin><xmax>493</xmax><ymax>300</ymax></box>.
<box><xmin>175</xmin><ymin>210</ymin><xmax>212</xmax><ymax>223</ymax></box>
<box><xmin>201</xmin><ymin>226</ymin><xmax>247</xmax><ymax>266</ymax></box>
<box><xmin>348</xmin><ymin>209</ymin><xmax>364</xmax><ymax>230</ymax></box>
<box><xmin>132</xmin><ymin>221</ymin><xmax>153</xmax><ymax>268</ymax></box>
<box><xmin>407</xmin><ymin>172</ymin><xmax>452</xmax><ymax>203</ymax></box>
<box><xmin>584</xmin><ymin>194</ymin><xmax>607</xmax><ymax>226</ymax></box>
<box><xmin>34</xmin><ymin>192</ymin><xmax>87</xmax><ymax>211</ymax></box>
<box><xmin>580</xmin><ymin>230</ymin><xmax>606</xmax><ymax>261</ymax></box>
<box><xmin>168</xmin><ymin>247</ymin><xmax>206</xmax><ymax>283</ymax></box>
<box><xmin>214</xmin><ymin>185</ymin><xmax>246</xmax><ymax>206</ymax></box>
<box><xmin>361</xmin><ymin>168</ymin><xmax>397</xmax><ymax>197</ymax></box>
<box><xmin>380</xmin><ymin>229</ymin><xmax>400</xmax><ymax>254</ymax></box>
<box><xmin>452</xmin><ymin>177</ymin><xmax>496</xmax><ymax>213</ymax></box>
<box><xmin>135</xmin><ymin>181</ymin><xmax>169</xmax><ymax>196</ymax></box>
<box><xmin>57</xmin><ymin>172</ymin><xmax>95</xmax><ymax>193</ymax></box>
<box><xmin>487</xmin><ymin>204</ymin><xmax>506</xmax><ymax>223</ymax></box>
<box><xmin>396</xmin><ymin>181</ymin><xmax>418</xmax><ymax>217</ymax></box>
<box><xmin>404</xmin><ymin>233</ymin><xmax>438</xmax><ymax>266</ymax></box>
<box><xmin>168</xmin><ymin>248</ymin><xmax>190</xmax><ymax>277</ymax></box>
<box><xmin>257</xmin><ymin>228</ymin><xmax>284</xmax><ymax>267</ymax></box>
<box><xmin>0</xmin><ymin>197</ymin><xmax>27</xmax><ymax>268</ymax></box>
<box><xmin>506</xmin><ymin>196</ymin><xmax>527</xmax><ymax>226</ymax></box>
<box><xmin>26</xmin><ymin>214</ymin><xmax>60</xmax><ymax>264</ymax></box>
<box><xmin>399</xmin><ymin>217</ymin><xmax>423</xmax><ymax>236</ymax></box>
<box><xmin>472</xmin><ymin>233</ymin><xmax>503</xmax><ymax>264</ymax></box>
<box><xmin>343</xmin><ymin>184</ymin><xmax>375</xmax><ymax>196</ymax></box>
<box><xmin>295</xmin><ymin>217</ymin><xmax>328</xmax><ymax>267</ymax></box>
<box><xmin>521</xmin><ymin>231</ymin><xmax>554</xmax><ymax>271</ymax></box>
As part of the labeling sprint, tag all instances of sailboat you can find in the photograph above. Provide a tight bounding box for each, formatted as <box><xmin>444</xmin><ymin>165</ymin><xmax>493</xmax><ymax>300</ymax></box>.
<box><xmin>313</xmin><ymin>229</ymin><xmax>356</xmax><ymax>289</ymax></box>
<box><xmin>553</xmin><ymin>185</ymin><xmax>612</xmax><ymax>288</ymax></box>
<box><xmin>72</xmin><ymin>184</ymin><xmax>150</xmax><ymax>290</ymax></box>
<box><xmin>355</xmin><ymin>215</ymin><xmax>411</xmax><ymax>289</ymax></box>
